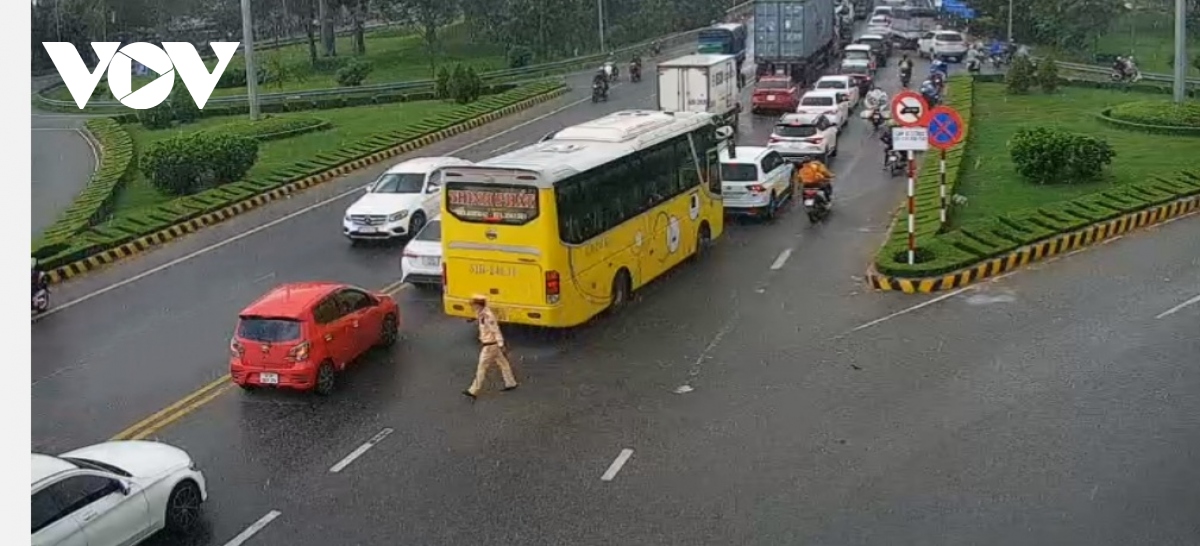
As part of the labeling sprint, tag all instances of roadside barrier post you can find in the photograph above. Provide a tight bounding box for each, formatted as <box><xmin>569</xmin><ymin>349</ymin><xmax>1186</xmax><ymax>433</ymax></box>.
<box><xmin>907</xmin><ymin>151</ymin><xmax>917</xmax><ymax>264</ymax></box>
<box><xmin>939</xmin><ymin>149</ymin><xmax>947</xmax><ymax>225</ymax></box>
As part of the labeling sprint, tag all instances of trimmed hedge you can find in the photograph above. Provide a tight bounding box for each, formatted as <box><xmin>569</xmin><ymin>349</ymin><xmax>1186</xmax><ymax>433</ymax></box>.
<box><xmin>874</xmin><ymin>76</ymin><xmax>1200</xmax><ymax>278</ymax></box>
<box><xmin>1107</xmin><ymin>100</ymin><xmax>1200</xmax><ymax>128</ymax></box>
<box><xmin>141</xmin><ymin>132</ymin><xmax>259</xmax><ymax>195</ymax></box>
<box><xmin>33</xmin><ymin>118</ymin><xmax>134</xmax><ymax>258</ymax></box>
<box><xmin>36</xmin><ymin>80</ymin><xmax>566</xmax><ymax>269</ymax></box>
<box><xmin>199</xmin><ymin>116</ymin><xmax>331</xmax><ymax>142</ymax></box>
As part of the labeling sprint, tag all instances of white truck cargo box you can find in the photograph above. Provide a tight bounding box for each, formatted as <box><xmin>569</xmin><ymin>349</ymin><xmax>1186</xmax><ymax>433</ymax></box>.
<box><xmin>656</xmin><ymin>54</ymin><xmax>741</xmax><ymax>126</ymax></box>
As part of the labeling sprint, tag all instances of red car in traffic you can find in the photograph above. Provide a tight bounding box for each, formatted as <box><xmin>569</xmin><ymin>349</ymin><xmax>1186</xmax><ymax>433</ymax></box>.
<box><xmin>751</xmin><ymin>76</ymin><xmax>800</xmax><ymax>114</ymax></box>
<box><xmin>230</xmin><ymin>282</ymin><xmax>400</xmax><ymax>395</ymax></box>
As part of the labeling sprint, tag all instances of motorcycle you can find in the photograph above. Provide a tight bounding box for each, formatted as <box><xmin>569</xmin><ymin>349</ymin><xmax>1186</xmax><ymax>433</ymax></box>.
<box><xmin>899</xmin><ymin>69</ymin><xmax>912</xmax><ymax>88</ymax></box>
<box><xmin>591</xmin><ymin>81</ymin><xmax>608</xmax><ymax>103</ymax></box>
<box><xmin>885</xmin><ymin>150</ymin><xmax>906</xmax><ymax>176</ymax></box>
<box><xmin>802</xmin><ymin>187</ymin><xmax>831</xmax><ymax>224</ymax></box>
<box><xmin>32</xmin><ymin>270</ymin><xmax>50</xmax><ymax>314</ymax></box>
<box><xmin>604</xmin><ymin>62</ymin><xmax>620</xmax><ymax>83</ymax></box>
<box><xmin>1111</xmin><ymin>67</ymin><xmax>1142</xmax><ymax>82</ymax></box>
<box><xmin>867</xmin><ymin>109</ymin><xmax>886</xmax><ymax>133</ymax></box>
<box><xmin>967</xmin><ymin>58</ymin><xmax>981</xmax><ymax>75</ymax></box>
<box><xmin>630</xmin><ymin>62</ymin><xmax>642</xmax><ymax>83</ymax></box>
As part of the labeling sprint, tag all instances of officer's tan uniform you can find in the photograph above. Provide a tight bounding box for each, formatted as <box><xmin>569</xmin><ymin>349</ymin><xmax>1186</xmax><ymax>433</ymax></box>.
<box><xmin>465</xmin><ymin>298</ymin><xmax>518</xmax><ymax>397</ymax></box>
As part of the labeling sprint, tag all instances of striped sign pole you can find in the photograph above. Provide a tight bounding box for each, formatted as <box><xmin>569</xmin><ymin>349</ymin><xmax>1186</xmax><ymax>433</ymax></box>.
<box><xmin>939</xmin><ymin>149</ymin><xmax>947</xmax><ymax>225</ymax></box>
<box><xmin>907</xmin><ymin>150</ymin><xmax>917</xmax><ymax>265</ymax></box>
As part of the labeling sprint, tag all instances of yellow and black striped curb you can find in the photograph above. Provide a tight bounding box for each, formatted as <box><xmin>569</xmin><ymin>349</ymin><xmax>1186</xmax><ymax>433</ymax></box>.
<box><xmin>867</xmin><ymin>194</ymin><xmax>1200</xmax><ymax>294</ymax></box>
<box><xmin>47</xmin><ymin>86</ymin><xmax>569</xmax><ymax>285</ymax></box>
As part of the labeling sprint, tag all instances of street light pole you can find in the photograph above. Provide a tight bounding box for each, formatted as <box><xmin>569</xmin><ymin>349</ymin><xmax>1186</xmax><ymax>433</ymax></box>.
<box><xmin>597</xmin><ymin>0</ymin><xmax>606</xmax><ymax>53</ymax></box>
<box><xmin>1172</xmin><ymin>0</ymin><xmax>1187</xmax><ymax>104</ymax></box>
<box><xmin>1006</xmin><ymin>0</ymin><xmax>1014</xmax><ymax>43</ymax></box>
<box><xmin>240</xmin><ymin>0</ymin><xmax>261</xmax><ymax>120</ymax></box>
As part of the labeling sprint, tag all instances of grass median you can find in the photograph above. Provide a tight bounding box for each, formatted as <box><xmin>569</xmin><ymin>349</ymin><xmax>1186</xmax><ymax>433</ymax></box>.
<box><xmin>954</xmin><ymin>83</ymin><xmax>1200</xmax><ymax>227</ymax></box>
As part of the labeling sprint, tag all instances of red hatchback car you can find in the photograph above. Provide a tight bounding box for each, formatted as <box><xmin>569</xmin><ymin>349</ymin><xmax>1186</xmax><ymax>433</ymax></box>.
<box><xmin>230</xmin><ymin>282</ymin><xmax>400</xmax><ymax>395</ymax></box>
<box><xmin>751</xmin><ymin>76</ymin><xmax>799</xmax><ymax>114</ymax></box>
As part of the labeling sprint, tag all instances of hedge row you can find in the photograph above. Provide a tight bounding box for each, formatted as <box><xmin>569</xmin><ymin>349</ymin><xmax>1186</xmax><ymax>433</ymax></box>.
<box><xmin>874</xmin><ymin>76</ymin><xmax>1200</xmax><ymax>278</ymax></box>
<box><xmin>34</xmin><ymin>80</ymin><xmax>566</xmax><ymax>268</ymax></box>
<box><xmin>1095</xmin><ymin>110</ymin><xmax>1200</xmax><ymax>137</ymax></box>
<box><xmin>38</xmin><ymin>82</ymin><xmax>521</xmax><ymax>118</ymax></box>
<box><xmin>1106</xmin><ymin>100</ymin><xmax>1200</xmax><ymax>128</ymax></box>
<box><xmin>34</xmin><ymin>118</ymin><xmax>133</xmax><ymax>249</ymax></box>
<box><xmin>198</xmin><ymin>116</ymin><xmax>331</xmax><ymax>142</ymax></box>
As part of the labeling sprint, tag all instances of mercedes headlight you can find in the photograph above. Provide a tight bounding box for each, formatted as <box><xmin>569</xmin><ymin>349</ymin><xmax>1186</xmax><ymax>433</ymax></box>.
<box><xmin>389</xmin><ymin>210</ymin><xmax>409</xmax><ymax>222</ymax></box>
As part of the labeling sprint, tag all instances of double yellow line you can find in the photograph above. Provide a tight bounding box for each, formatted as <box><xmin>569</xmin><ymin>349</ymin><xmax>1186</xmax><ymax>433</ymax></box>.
<box><xmin>108</xmin><ymin>280</ymin><xmax>412</xmax><ymax>442</ymax></box>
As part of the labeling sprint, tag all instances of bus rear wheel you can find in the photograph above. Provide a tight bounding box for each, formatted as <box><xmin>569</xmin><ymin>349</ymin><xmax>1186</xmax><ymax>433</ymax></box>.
<box><xmin>610</xmin><ymin>270</ymin><xmax>632</xmax><ymax>311</ymax></box>
<box><xmin>696</xmin><ymin>223</ymin><xmax>713</xmax><ymax>258</ymax></box>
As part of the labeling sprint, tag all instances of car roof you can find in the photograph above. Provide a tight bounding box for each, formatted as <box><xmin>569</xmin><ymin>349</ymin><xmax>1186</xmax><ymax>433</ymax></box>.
<box><xmin>845</xmin><ymin>44</ymin><xmax>872</xmax><ymax>51</ymax></box>
<box><xmin>32</xmin><ymin>453</ymin><xmax>76</xmax><ymax>486</ymax></box>
<box><xmin>935</xmin><ymin>30</ymin><xmax>963</xmax><ymax>36</ymax></box>
<box><xmin>816</xmin><ymin>75</ymin><xmax>851</xmax><ymax>83</ymax></box>
<box><xmin>801</xmin><ymin>90</ymin><xmax>839</xmax><ymax>98</ymax></box>
<box><xmin>384</xmin><ymin>156</ymin><xmax>472</xmax><ymax>174</ymax></box>
<box><xmin>778</xmin><ymin>113</ymin><xmax>827</xmax><ymax>126</ymax></box>
<box><xmin>240</xmin><ymin>282</ymin><xmax>346</xmax><ymax>318</ymax></box>
<box><xmin>719</xmin><ymin>145</ymin><xmax>771</xmax><ymax>163</ymax></box>
<box><xmin>859</xmin><ymin>34</ymin><xmax>885</xmax><ymax>40</ymax></box>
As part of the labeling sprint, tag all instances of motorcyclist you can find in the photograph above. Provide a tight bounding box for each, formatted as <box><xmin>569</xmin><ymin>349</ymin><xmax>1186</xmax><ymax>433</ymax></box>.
<box><xmin>630</xmin><ymin>54</ymin><xmax>643</xmax><ymax>80</ymax></box>
<box><xmin>898</xmin><ymin>54</ymin><xmax>914</xmax><ymax>74</ymax></box>
<box><xmin>865</xmin><ymin>85</ymin><xmax>888</xmax><ymax>112</ymax></box>
<box><xmin>31</xmin><ymin>258</ymin><xmax>43</xmax><ymax>295</ymax></box>
<box><xmin>920</xmin><ymin>79</ymin><xmax>939</xmax><ymax>106</ymax></box>
<box><xmin>795</xmin><ymin>158</ymin><xmax>835</xmax><ymax>204</ymax></box>
<box><xmin>930</xmin><ymin>59</ymin><xmax>949</xmax><ymax>79</ymax></box>
<box><xmin>593</xmin><ymin>69</ymin><xmax>609</xmax><ymax>97</ymax></box>
<box><xmin>879</xmin><ymin>121</ymin><xmax>898</xmax><ymax>166</ymax></box>
<box><xmin>1112</xmin><ymin>56</ymin><xmax>1127</xmax><ymax>76</ymax></box>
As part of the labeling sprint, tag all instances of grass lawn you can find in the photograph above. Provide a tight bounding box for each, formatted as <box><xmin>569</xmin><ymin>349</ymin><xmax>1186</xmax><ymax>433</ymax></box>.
<box><xmin>954</xmin><ymin>83</ymin><xmax>1200</xmax><ymax>226</ymax></box>
<box><xmin>45</xmin><ymin>24</ymin><xmax>508</xmax><ymax>102</ymax></box>
<box><xmin>115</xmin><ymin>99</ymin><xmax>463</xmax><ymax>217</ymax></box>
<box><xmin>1037</xmin><ymin>12</ymin><xmax>1200</xmax><ymax>76</ymax></box>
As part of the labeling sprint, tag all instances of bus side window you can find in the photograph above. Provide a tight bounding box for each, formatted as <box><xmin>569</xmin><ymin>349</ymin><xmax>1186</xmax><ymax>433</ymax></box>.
<box><xmin>642</xmin><ymin>140</ymin><xmax>677</xmax><ymax>206</ymax></box>
<box><xmin>705</xmin><ymin>147</ymin><xmax>721</xmax><ymax>195</ymax></box>
<box><xmin>676</xmin><ymin>138</ymin><xmax>700</xmax><ymax>193</ymax></box>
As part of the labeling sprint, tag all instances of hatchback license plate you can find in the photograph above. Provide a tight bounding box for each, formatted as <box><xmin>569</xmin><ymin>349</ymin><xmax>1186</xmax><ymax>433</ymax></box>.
<box><xmin>421</xmin><ymin>256</ymin><xmax>440</xmax><ymax>267</ymax></box>
<box><xmin>259</xmin><ymin>372</ymin><xmax>279</xmax><ymax>385</ymax></box>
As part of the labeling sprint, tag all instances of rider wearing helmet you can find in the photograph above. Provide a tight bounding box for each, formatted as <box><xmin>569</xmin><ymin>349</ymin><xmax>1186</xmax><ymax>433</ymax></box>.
<box><xmin>879</xmin><ymin>119</ymin><xmax>899</xmax><ymax>166</ymax></box>
<box><xmin>593</xmin><ymin>68</ymin><xmax>609</xmax><ymax>95</ymax></box>
<box><xmin>865</xmin><ymin>85</ymin><xmax>889</xmax><ymax>112</ymax></box>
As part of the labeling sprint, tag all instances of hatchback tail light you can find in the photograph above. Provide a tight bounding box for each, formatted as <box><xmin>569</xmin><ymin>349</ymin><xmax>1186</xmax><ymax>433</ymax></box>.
<box><xmin>287</xmin><ymin>341</ymin><xmax>310</xmax><ymax>362</ymax></box>
<box><xmin>768</xmin><ymin>136</ymin><xmax>781</xmax><ymax>143</ymax></box>
<box><xmin>230</xmin><ymin>338</ymin><xmax>244</xmax><ymax>358</ymax></box>
<box><xmin>748</xmin><ymin>184</ymin><xmax>767</xmax><ymax>193</ymax></box>
<box><xmin>545</xmin><ymin>270</ymin><xmax>561</xmax><ymax>304</ymax></box>
<box><xmin>403</xmin><ymin>249</ymin><xmax>418</xmax><ymax>258</ymax></box>
<box><xmin>807</xmin><ymin>137</ymin><xmax>825</xmax><ymax>145</ymax></box>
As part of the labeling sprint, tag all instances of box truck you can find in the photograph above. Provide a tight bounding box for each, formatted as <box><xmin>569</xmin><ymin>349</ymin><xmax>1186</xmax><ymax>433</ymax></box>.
<box><xmin>657</xmin><ymin>54</ymin><xmax>742</xmax><ymax>131</ymax></box>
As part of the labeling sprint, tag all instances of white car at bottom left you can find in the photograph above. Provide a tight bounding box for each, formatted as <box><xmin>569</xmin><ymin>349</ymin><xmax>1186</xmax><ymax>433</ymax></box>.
<box><xmin>33</xmin><ymin>440</ymin><xmax>207</xmax><ymax>546</ymax></box>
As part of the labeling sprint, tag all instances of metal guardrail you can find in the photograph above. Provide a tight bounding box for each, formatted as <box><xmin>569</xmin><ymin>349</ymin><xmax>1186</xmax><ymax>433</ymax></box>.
<box><xmin>1049</xmin><ymin>60</ymin><xmax>1200</xmax><ymax>87</ymax></box>
<box><xmin>35</xmin><ymin>26</ymin><xmax>709</xmax><ymax>111</ymax></box>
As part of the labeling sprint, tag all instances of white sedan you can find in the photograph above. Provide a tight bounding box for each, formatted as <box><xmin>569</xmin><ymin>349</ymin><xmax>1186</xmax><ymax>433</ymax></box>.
<box><xmin>400</xmin><ymin>216</ymin><xmax>443</xmax><ymax>288</ymax></box>
<box><xmin>795</xmin><ymin>90</ymin><xmax>851</xmax><ymax>127</ymax></box>
<box><xmin>812</xmin><ymin>75</ymin><xmax>861</xmax><ymax>109</ymax></box>
<box><xmin>32</xmin><ymin>441</ymin><xmax>207</xmax><ymax>546</ymax></box>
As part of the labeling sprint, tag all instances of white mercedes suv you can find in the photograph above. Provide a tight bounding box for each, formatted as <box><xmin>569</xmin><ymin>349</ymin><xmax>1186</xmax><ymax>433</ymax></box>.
<box><xmin>343</xmin><ymin>156</ymin><xmax>472</xmax><ymax>244</ymax></box>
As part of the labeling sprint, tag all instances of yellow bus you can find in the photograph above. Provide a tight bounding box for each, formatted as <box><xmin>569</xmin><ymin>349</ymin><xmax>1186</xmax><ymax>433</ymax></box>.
<box><xmin>439</xmin><ymin>110</ymin><xmax>733</xmax><ymax>328</ymax></box>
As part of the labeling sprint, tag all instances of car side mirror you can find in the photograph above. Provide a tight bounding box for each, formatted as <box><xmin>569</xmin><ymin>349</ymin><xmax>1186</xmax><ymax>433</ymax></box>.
<box><xmin>426</xmin><ymin>184</ymin><xmax>440</xmax><ymax>194</ymax></box>
<box><xmin>116</xmin><ymin>479</ymin><xmax>131</xmax><ymax>495</ymax></box>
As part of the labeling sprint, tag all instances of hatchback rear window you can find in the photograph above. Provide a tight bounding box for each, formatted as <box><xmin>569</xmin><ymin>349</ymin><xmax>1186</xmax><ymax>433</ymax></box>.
<box><xmin>936</xmin><ymin>33</ymin><xmax>963</xmax><ymax>42</ymax></box>
<box><xmin>237</xmin><ymin>317</ymin><xmax>302</xmax><ymax>342</ymax></box>
<box><xmin>721</xmin><ymin>163</ymin><xmax>759</xmax><ymax>182</ymax></box>
<box><xmin>414</xmin><ymin>219</ymin><xmax>442</xmax><ymax>242</ymax></box>
<box><xmin>816</xmin><ymin>80</ymin><xmax>845</xmax><ymax>89</ymax></box>
<box><xmin>800</xmin><ymin>96</ymin><xmax>834</xmax><ymax>106</ymax></box>
<box><xmin>774</xmin><ymin>125</ymin><xmax>819</xmax><ymax>138</ymax></box>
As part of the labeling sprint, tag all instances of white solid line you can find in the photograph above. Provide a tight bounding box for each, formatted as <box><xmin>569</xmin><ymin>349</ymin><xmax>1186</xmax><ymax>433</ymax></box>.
<box><xmin>769</xmin><ymin>248</ymin><xmax>793</xmax><ymax>270</ymax></box>
<box><xmin>48</xmin><ymin>80</ymin><xmax>606</xmax><ymax>315</ymax></box>
<box><xmin>487</xmin><ymin>140</ymin><xmax>521</xmax><ymax>155</ymax></box>
<box><xmin>329</xmin><ymin>427</ymin><xmax>394</xmax><ymax>473</ymax></box>
<box><xmin>600</xmin><ymin>448</ymin><xmax>634</xmax><ymax>482</ymax></box>
<box><xmin>223</xmin><ymin>510</ymin><xmax>282</xmax><ymax>546</ymax></box>
<box><xmin>77</xmin><ymin>128</ymin><xmax>100</xmax><ymax>171</ymax></box>
<box><xmin>843</xmin><ymin>286</ymin><xmax>973</xmax><ymax>335</ymax></box>
<box><xmin>1155</xmin><ymin>293</ymin><xmax>1200</xmax><ymax>319</ymax></box>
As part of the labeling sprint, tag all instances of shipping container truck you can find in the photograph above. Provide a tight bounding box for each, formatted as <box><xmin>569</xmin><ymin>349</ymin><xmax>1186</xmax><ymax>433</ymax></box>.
<box><xmin>889</xmin><ymin>5</ymin><xmax>939</xmax><ymax>49</ymax></box>
<box><xmin>752</xmin><ymin>0</ymin><xmax>838</xmax><ymax>85</ymax></box>
<box><xmin>657</xmin><ymin>54</ymin><xmax>742</xmax><ymax>131</ymax></box>
<box><xmin>697</xmin><ymin>23</ymin><xmax>749</xmax><ymax>70</ymax></box>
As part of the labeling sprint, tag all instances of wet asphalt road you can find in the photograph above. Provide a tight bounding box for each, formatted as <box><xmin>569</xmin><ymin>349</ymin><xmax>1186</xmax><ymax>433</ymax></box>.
<box><xmin>31</xmin><ymin>34</ymin><xmax>1200</xmax><ymax>546</ymax></box>
<box><xmin>31</xmin><ymin>113</ymin><xmax>97</xmax><ymax>236</ymax></box>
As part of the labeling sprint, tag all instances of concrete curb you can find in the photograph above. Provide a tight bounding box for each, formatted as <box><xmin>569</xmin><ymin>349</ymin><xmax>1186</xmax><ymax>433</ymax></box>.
<box><xmin>866</xmin><ymin>194</ymin><xmax>1200</xmax><ymax>294</ymax></box>
<box><xmin>46</xmin><ymin>85</ymin><xmax>569</xmax><ymax>285</ymax></box>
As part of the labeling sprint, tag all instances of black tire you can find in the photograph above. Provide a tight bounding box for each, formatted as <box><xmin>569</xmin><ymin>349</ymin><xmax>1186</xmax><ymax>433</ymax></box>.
<box><xmin>830</xmin><ymin>141</ymin><xmax>839</xmax><ymax>157</ymax></box>
<box><xmin>238</xmin><ymin>383</ymin><xmax>256</xmax><ymax>392</ymax></box>
<box><xmin>610</xmin><ymin>270</ymin><xmax>631</xmax><ymax>311</ymax></box>
<box><xmin>378</xmin><ymin>314</ymin><xmax>399</xmax><ymax>348</ymax></box>
<box><xmin>407</xmin><ymin>212</ymin><xmax>426</xmax><ymax>238</ymax></box>
<box><xmin>764</xmin><ymin>192</ymin><xmax>777</xmax><ymax>221</ymax></box>
<box><xmin>314</xmin><ymin>361</ymin><xmax>336</xmax><ymax>396</ymax></box>
<box><xmin>808</xmin><ymin>211</ymin><xmax>820</xmax><ymax>224</ymax></box>
<box><xmin>696</xmin><ymin>223</ymin><xmax>713</xmax><ymax>258</ymax></box>
<box><xmin>164</xmin><ymin>480</ymin><xmax>203</xmax><ymax>533</ymax></box>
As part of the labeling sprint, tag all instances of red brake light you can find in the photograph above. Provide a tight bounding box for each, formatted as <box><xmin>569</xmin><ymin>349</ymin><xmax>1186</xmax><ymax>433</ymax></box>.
<box><xmin>545</xmin><ymin>270</ymin><xmax>561</xmax><ymax>303</ymax></box>
<box><xmin>807</xmin><ymin>137</ymin><xmax>824</xmax><ymax>144</ymax></box>
<box><xmin>768</xmin><ymin>137</ymin><xmax>781</xmax><ymax>143</ymax></box>
<box><xmin>748</xmin><ymin>184</ymin><xmax>767</xmax><ymax>193</ymax></box>
<box><xmin>230</xmin><ymin>338</ymin><xmax>244</xmax><ymax>358</ymax></box>
<box><xmin>403</xmin><ymin>250</ymin><xmax>418</xmax><ymax>258</ymax></box>
<box><xmin>286</xmin><ymin>341</ymin><xmax>310</xmax><ymax>362</ymax></box>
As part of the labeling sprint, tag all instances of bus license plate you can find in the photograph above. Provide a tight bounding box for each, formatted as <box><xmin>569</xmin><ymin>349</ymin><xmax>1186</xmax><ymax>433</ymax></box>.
<box><xmin>259</xmin><ymin>372</ymin><xmax>279</xmax><ymax>384</ymax></box>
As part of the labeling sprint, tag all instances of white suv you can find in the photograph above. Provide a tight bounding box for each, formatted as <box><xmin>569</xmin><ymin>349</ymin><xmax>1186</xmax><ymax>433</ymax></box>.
<box><xmin>768</xmin><ymin>113</ymin><xmax>840</xmax><ymax>163</ymax></box>
<box><xmin>343</xmin><ymin>157</ymin><xmax>472</xmax><ymax>244</ymax></box>
<box><xmin>930</xmin><ymin>30</ymin><xmax>968</xmax><ymax>62</ymax></box>
<box><xmin>719</xmin><ymin>146</ymin><xmax>795</xmax><ymax>219</ymax></box>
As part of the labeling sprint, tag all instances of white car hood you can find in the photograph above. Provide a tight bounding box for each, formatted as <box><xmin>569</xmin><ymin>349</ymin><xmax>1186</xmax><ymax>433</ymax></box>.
<box><xmin>61</xmin><ymin>441</ymin><xmax>192</xmax><ymax>479</ymax></box>
<box><xmin>347</xmin><ymin>193</ymin><xmax>421</xmax><ymax>216</ymax></box>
